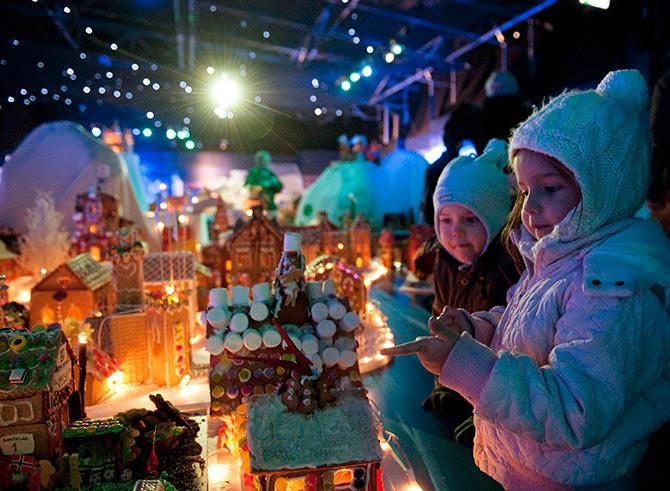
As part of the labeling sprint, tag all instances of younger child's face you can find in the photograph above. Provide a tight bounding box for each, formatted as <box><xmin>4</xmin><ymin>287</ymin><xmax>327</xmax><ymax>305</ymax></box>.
<box><xmin>514</xmin><ymin>150</ymin><xmax>581</xmax><ymax>240</ymax></box>
<box><xmin>437</xmin><ymin>204</ymin><xmax>487</xmax><ymax>265</ymax></box>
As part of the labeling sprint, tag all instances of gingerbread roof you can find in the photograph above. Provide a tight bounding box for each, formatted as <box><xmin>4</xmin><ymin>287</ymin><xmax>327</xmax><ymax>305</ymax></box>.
<box><xmin>226</xmin><ymin>209</ymin><xmax>283</xmax><ymax>250</ymax></box>
<box><xmin>143</xmin><ymin>252</ymin><xmax>196</xmax><ymax>283</ymax></box>
<box><xmin>66</xmin><ymin>253</ymin><xmax>112</xmax><ymax>290</ymax></box>
<box><xmin>246</xmin><ymin>390</ymin><xmax>382</xmax><ymax>472</ymax></box>
<box><xmin>0</xmin><ymin>327</ymin><xmax>74</xmax><ymax>394</ymax></box>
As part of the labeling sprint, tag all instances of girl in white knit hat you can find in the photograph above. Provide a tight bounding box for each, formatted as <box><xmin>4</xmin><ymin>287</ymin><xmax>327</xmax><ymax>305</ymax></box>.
<box><xmin>385</xmin><ymin>69</ymin><xmax>670</xmax><ymax>489</ymax></box>
<box><xmin>423</xmin><ymin>139</ymin><xmax>520</xmax><ymax>445</ymax></box>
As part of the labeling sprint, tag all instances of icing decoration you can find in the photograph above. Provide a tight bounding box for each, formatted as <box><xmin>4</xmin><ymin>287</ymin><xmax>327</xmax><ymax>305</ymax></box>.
<box><xmin>327</xmin><ymin>300</ymin><xmax>347</xmax><ymax>320</ymax></box>
<box><xmin>278</xmin><ymin>267</ymin><xmax>303</xmax><ymax>307</ymax></box>
<box><xmin>230</xmin><ymin>285</ymin><xmax>251</xmax><ymax>306</ymax></box>
<box><xmin>242</xmin><ymin>329</ymin><xmax>262</xmax><ymax>351</ymax></box>
<box><xmin>250</xmin><ymin>302</ymin><xmax>269</xmax><ymax>321</ymax></box>
<box><xmin>272</xmin><ymin>320</ymin><xmax>313</xmax><ymax>372</ymax></box>
<box><xmin>252</xmin><ymin>283</ymin><xmax>271</xmax><ymax>302</ymax></box>
<box><xmin>340</xmin><ymin>311</ymin><xmax>360</xmax><ymax>332</ymax></box>
<box><xmin>310</xmin><ymin>302</ymin><xmax>329</xmax><ymax>322</ymax></box>
<box><xmin>207</xmin><ymin>308</ymin><xmax>230</xmax><ymax>329</ymax></box>
<box><xmin>321</xmin><ymin>347</ymin><xmax>340</xmax><ymax>367</ymax></box>
<box><xmin>338</xmin><ymin>350</ymin><xmax>358</xmax><ymax>370</ymax></box>
<box><xmin>316</xmin><ymin>319</ymin><xmax>336</xmax><ymax>339</ymax></box>
<box><xmin>209</xmin><ymin>288</ymin><xmax>229</xmax><ymax>308</ymax></box>
<box><xmin>224</xmin><ymin>332</ymin><xmax>243</xmax><ymax>353</ymax></box>
<box><xmin>230</xmin><ymin>313</ymin><xmax>249</xmax><ymax>333</ymax></box>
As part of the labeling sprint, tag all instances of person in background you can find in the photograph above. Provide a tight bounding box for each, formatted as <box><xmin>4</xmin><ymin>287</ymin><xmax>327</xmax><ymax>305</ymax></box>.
<box><xmin>480</xmin><ymin>71</ymin><xmax>532</xmax><ymax>145</ymax></box>
<box><xmin>384</xmin><ymin>70</ymin><xmax>670</xmax><ymax>489</ymax></box>
<box><xmin>648</xmin><ymin>70</ymin><xmax>670</xmax><ymax>234</ymax></box>
<box><xmin>422</xmin><ymin>139</ymin><xmax>520</xmax><ymax>445</ymax></box>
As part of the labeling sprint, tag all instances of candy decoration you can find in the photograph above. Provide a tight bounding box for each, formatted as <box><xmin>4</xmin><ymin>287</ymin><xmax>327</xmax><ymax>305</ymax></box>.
<box><xmin>230</xmin><ymin>285</ymin><xmax>251</xmax><ymax>306</ymax></box>
<box><xmin>310</xmin><ymin>302</ymin><xmax>329</xmax><ymax>322</ymax></box>
<box><xmin>340</xmin><ymin>311</ymin><xmax>360</xmax><ymax>332</ymax></box>
<box><xmin>211</xmin><ymin>385</ymin><xmax>224</xmax><ymax>398</ymax></box>
<box><xmin>261</xmin><ymin>326</ymin><xmax>282</xmax><ymax>348</ymax></box>
<box><xmin>224</xmin><ymin>332</ymin><xmax>243</xmax><ymax>353</ymax></box>
<box><xmin>199</xmin><ymin>311</ymin><xmax>208</xmax><ymax>326</ymax></box>
<box><xmin>272</xmin><ymin>319</ymin><xmax>313</xmax><ymax>371</ymax></box>
<box><xmin>283</xmin><ymin>232</ymin><xmax>301</xmax><ymax>251</ymax></box>
<box><xmin>230</xmin><ymin>312</ymin><xmax>249</xmax><ymax>333</ymax></box>
<box><xmin>321</xmin><ymin>347</ymin><xmax>340</xmax><ymax>367</ymax></box>
<box><xmin>334</xmin><ymin>335</ymin><xmax>357</xmax><ymax>352</ymax></box>
<box><xmin>250</xmin><ymin>302</ymin><xmax>269</xmax><ymax>321</ymax></box>
<box><xmin>252</xmin><ymin>282</ymin><xmax>271</xmax><ymax>302</ymax></box>
<box><xmin>306</xmin><ymin>281</ymin><xmax>323</xmax><ymax>302</ymax></box>
<box><xmin>209</xmin><ymin>288</ymin><xmax>229</xmax><ymax>308</ymax></box>
<box><xmin>316</xmin><ymin>319</ymin><xmax>336</xmax><ymax>339</ymax></box>
<box><xmin>322</xmin><ymin>279</ymin><xmax>337</xmax><ymax>297</ymax></box>
<box><xmin>238</xmin><ymin>369</ymin><xmax>252</xmax><ymax>383</ymax></box>
<box><xmin>205</xmin><ymin>336</ymin><xmax>225</xmax><ymax>355</ymax></box>
<box><xmin>338</xmin><ymin>349</ymin><xmax>358</xmax><ymax>369</ymax></box>
<box><xmin>327</xmin><ymin>300</ymin><xmax>347</xmax><ymax>320</ymax></box>
<box><xmin>241</xmin><ymin>384</ymin><xmax>253</xmax><ymax>397</ymax></box>
<box><xmin>301</xmin><ymin>333</ymin><xmax>319</xmax><ymax>355</ymax></box>
<box><xmin>287</xmin><ymin>334</ymin><xmax>302</xmax><ymax>352</ymax></box>
<box><xmin>227</xmin><ymin>385</ymin><xmax>239</xmax><ymax>399</ymax></box>
<box><xmin>207</xmin><ymin>308</ymin><xmax>230</xmax><ymax>329</ymax></box>
<box><xmin>242</xmin><ymin>329</ymin><xmax>262</xmax><ymax>351</ymax></box>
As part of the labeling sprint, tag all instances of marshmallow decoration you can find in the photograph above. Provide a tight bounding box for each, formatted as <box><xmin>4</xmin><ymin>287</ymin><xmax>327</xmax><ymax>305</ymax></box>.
<box><xmin>230</xmin><ymin>312</ymin><xmax>249</xmax><ymax>333</ymax></box>
<box><xmin>338</xmin><ymin>350</ymin><xmax>358</xmax><ymax>370</ymax></box>
<box><xmin>321</xmin><ymin>347</ymin><xmax>340</xmax><ymax>367</ymax></box>
<box><xmin>307</xmin><ymin>353</ymin><xmax>324</xmax><ymax>375</ymax></box>
<box><xmin>283</xmin><ymin>232</ymin><xmax>301</xmax><ymax>252</ymax></box>
<box><xmin>286</xmin><ymin>334</ymin><xmax>302</xmax><ymax>351</ymax></box>
<box><xmin>310</xmin><ymin>302</ymin><xmax>329</xmax><ymax>322</ymax></box>
<box><xmin>243</xmin><ymin>329</ymin><xmax>263</xmax><ymax>351</ymax></box>
<box><xmin>207</xmin><ymin>308</ymin><xmax>230</xmax><ymax>329</ymax></box>
<box><xmin>224</xmin><ymin>332</ymin><xmax>244</xmax><ymax>353</ymax></box>
<box><xmin>209</xmin><ymin>288</ymin><xmax>229</xmax><ymax>308</ymax></box>
<box><xmin>316</xmin><ymin>319</ymin><xmax>337</xmax><ymax>339</ymax></box>
<box><xmin>340</xmin><ymin>311</ymin><xmax>360</xmax><ymax>332</ymax></box>
<box><xmin>334</xmin><ymin>336</ymin><xmax>357</xmax><ymax>352</ymax></box>
<box><xmin>252</xmin><ymin>282</ymin><xmax>271</xmax><ymax>302</ymax></box>
<box><xmin>322</xmin><ymin>279</ymin><xmax>337</xmax><ymax>297</ymax></box>
<box><xmin>327</xmin><ymin>300</ymin><xmax>347</xmax><ymax>320</ymax></box>
<box><xmin>261</xmin><ymin>326</ymin><xmax>282</xmax><ymax>348</ymax></box>
<box><xmin>231</xmin><ymin>285</ymin><xmax>251</xmax><ymax>306</ymax></box>
<box><xmin>301</xmin><ymin>334</ymin><xmax>319</xmax><ymax>355</ymax></box>
<box><xmin>306</xmin><ymin>281</ymin><xmax>323</xmax><ymax>302</ymax></box>
<box><xmin>205</xmin><ymin>335</ymin><xmax>225</xmax><ymax>355</ymax></box>
<box><xmin>318</xmin><ymin>339</ymin><xmax>333</xmax><ymax>351</ymax></box>
<box><xmin>199</xmin><ymin>311</ymin><xmax>208</xmax><ymax>327</ymax></box>
<box><xmin>250</xmin><ymin>302</ymin><xmax>269</xmax><ymax>321</ymax></box>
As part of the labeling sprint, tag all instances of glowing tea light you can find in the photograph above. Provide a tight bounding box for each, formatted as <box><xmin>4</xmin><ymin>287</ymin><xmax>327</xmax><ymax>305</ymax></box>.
<box><xmin>165</xmin><ymin>284</ymin><xmax>176</xmax><ymax>296</ymax></box>
<box><xmin>107</xmin><ymin>370</ymin><xmax>125</xmax><ymax>393</ymax></box>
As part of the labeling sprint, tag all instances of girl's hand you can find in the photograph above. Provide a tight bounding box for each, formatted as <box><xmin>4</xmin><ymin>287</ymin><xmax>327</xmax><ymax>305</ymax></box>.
<box><xmin>429</xmin><ymin>306</ymin><xmax>472</xmax><ymax>337</ymax></box>
<box><xmin>381</xmin><ymin>331</ymin><xmax>459</xmax><ymax>376</ymax></box>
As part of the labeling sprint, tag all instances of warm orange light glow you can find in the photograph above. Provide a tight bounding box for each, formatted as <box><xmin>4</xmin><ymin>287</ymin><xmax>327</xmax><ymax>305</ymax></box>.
<box><xmin>40</xmin><ymin>268</ymin><xmax>47</xmax><ymax>275</ymax></box>
<box><xmin>89</xmin><ymin>245</ymin><xmax>101</xmax><ymax>261</ymax></box>
<box><xmin>337</xmin><ymin>242</ymin><xmax>345</xmax><ymax>250</ymax></box>
<box><xmin>245</xmin><ymin>209</ymin><xmax>253</xmax><ymax>217</ymax></box>
<box><xmin>157</xmin><ymin>222</ymin><xmax>165</xmax><ymax>232</ymax></box>
<box><xmin>165</xmin><ymin>284</ymin><xmax>176</xmax><ymax>296</ymax></box>
<box><xmin>107</xmin><ymin>370</ymin><xmax>125</xmax><ymax>393</ymax></box>
<box><xmin>78</xmin><ymin>332</ymin><xmax>88</xmax><ymax>344</ymax></box>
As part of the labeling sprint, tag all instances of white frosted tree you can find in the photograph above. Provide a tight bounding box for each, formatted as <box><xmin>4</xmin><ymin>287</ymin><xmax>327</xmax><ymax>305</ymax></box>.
<box><xmin>18</xmin><ymin>190</ymin><xmax>71</xmax><ymax>276</ymax></box>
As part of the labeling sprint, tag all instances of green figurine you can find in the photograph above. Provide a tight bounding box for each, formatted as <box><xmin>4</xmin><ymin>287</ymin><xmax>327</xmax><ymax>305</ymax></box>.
<box><xmin>245</xmin><ymin>150</ymin><xmax>283</xmax><ymax>211</ymax></box>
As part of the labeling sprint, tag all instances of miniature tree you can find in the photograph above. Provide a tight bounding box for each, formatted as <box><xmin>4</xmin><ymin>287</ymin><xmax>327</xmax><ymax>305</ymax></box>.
<box><xmin>18</xmin><ymin>190</ymin><xmax>71</xmax><ymax>276</ymax></box>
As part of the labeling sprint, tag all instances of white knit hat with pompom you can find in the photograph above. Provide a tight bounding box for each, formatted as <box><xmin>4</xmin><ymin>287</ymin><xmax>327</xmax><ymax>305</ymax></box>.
<box><xmin>509</xmin><ymin>69</ymin><xmax>650</xmax><ymax>237</ymax></box>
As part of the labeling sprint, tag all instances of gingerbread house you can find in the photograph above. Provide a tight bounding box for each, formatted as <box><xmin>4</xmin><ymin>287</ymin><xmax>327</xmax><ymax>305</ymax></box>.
<box><xmin>348</xmin><ymin>214</ymin><xmax>372</xmax><ymax>267</ymax></box>
<box><xmin>0</xmin><ymin>242</ymin><xmax>20</xmax><ymax>282</ymax></box>
<box><xmin>72</xmin><ymin>187</ymin><xmax>120</xmax><ymax>261</ymax></box>
<box><xmin>226</xmin><ymin>207</ymin><xmax>283</xmax><ymax>287</ymax></box>
<box><xmin>0</xmin><ymin>326</ymin><xmax>77</xmax><ymax>460</ymax></box>
<box><xmin>110</xmin><ymin>228</ymin><xmax>145</xmax><ymax>310</ymax></box>
<box><xmin>30</xmin><ymin>254</ymin><xmax>113</xmax><ymax>327</ymax></box>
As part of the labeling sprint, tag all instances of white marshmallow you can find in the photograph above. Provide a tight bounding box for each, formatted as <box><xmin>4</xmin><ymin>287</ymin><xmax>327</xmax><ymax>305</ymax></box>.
<box><xmin>318</xmin><ymin>339</ymin><xmax>333</xmax><ymax>350</ymax></box>
<box><xmin>321</xmin><ymin>347</ymin><xmax>340</xmax><ymax>367</ymax></box>
<box><xmin>327</xmin><ymin>300</ymin><xmax>347</xmax><ymax>320</ymax></box>
<box><xmin>301</xmin><ymin>334</ymin><xmax>319</xmax><ymax>355</ymax></box>
<box><xmin>261</xmin><ymin>326</ymin><xmax>282</xmax><ymax>348</ymax></box>
<box><xmin>306</xmin><ymin>353</ymin><xmax>323</xmax><ymax>375</ymax></box>
<box><xmin>285</xmin><ymin>334</ymin><xmax>302</xmax><ymax>351</ymax></box>
<box><xmin>208</xmin><ymin>288</ymin><xmax>228</xmax><ymax>308</ymax></box>
<box><xmin>316</xmin><ymin>319</ymin><xmax>336</xmax><ymax>339</ymax></box>
<box><xmin>322</xmin><ymin>279</ymin><xmax>337</xmax><ymax>297</ymax></box>
<box><xmin>230</xmin><ymin>285</ymin><xmax>251</xmax><ymax>306</ymax></box>
<box><xmin>199</xmin><ymin>311</ymin><xmax>207</xmax><ymax>327</ymax></box>
<box><xmin>334</xmin><ymin>335</ymin><xmax>357</xmax><ymax>352</ymax></box>
<box><xmin>224</xmin><ymin>332</ymin><xmax>243</xmax><ymax>353</ymax></box>
<box><xmin>337</xmin><ymin>350</ymin><xmax>358</xmax><ymax>370</ymax></box>
<box><xmin>310</xmin><ymin>302</ymin><xmax>329</xmax><ymax>322</ymax></box>
<box><xmin>207</xmin><ymin>308</ymin><xmax>230</xmax><ymax>329</ymax></box>
<box><xmin>252</xmin><ymin>282</ymin><xmax>271</xmax><ymax>302</ymax></box>
<box><xmin>250</xmin><ymin>302</ymin><xmax>269</xmax><ymax>321</ymax></box>
<box><xmin>243</xmin><ymin>329</ymin><xmax>262</xmax><ymax>351</ymax></box>
<box><xmin>230</xmin><ymin>312</ymin><xmax>249</xmax><ymax>333</ymax></box>
<box><xmin>306</xmin><ymin>281</ymin><xmax>323</xmax><ymax>302</ymax></box>
<box><xmin>205</xmin><ymin>335</ymin><xmax>225</xmax><ymax>355</ymax></box>
<box><xmin>340</xmin><ymin>311</ymin><xmax>360</xmax><ymax>332</ymax></box>
<box><xmin>283</xmin><ymin>232</ymin><xmax>301</xmax><ymax>252</ymax></box>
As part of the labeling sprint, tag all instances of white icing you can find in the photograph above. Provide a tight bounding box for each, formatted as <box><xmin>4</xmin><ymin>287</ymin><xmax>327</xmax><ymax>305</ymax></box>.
<box><xmin>208</xmin><ymin>288</ymin><xmax>229</xmax><ymax>308</ymax></box>
<box><xmin>250</xmin><ymin>302</ymin><xmax>269</xmax><ymax>321</ymax></box>
<box><xmin>306</xmin><ymin>281</ymin><xmax>323</xmax><ymax>302</ymax></box>
<box><xmin>301</xmin><ymin>334</ymin><xmax>319</xmax><ymax>355</ymax></box>
<box><xmin>252</xmin><ymin>283</ymin><xmax>271</xmax><ymax>302</ymax></box>
<box><xmin>327</xmin><ymin>300</ymin><xmax>347</xmax><ymax>320</ymax></box>
<box><xmin>340</xmin><ymin>311</ymin><xmax>360</xmax><ymax>332</ymax></box>
<box><xmin>243</xmin><ymin>329</ymin><xmax>263</xmax><ymax>351</ymax></box>
<box><xmin>205</xmin><ymin>335</ymin><xmax>225</xmax><ymax>355</ymax></box>
<box><xmin>321</xmin><ymin>346</ymin><xmax>340</xmax><ymax>367</ymax></box>
<box><xmin>337</xmin><ymin>349</ymin><xmax>358</xmax><ymax>369</ymax></box>
<box><xmin>207</xmin><ymin>308</ymin><xmax>230</xmax><ymax>329</ymax></box>
<box><xmin>334</xmin><ymin>335</ymin><xmax>357</xmax><ymax>352</ymax></box>
<box><xmin>316</xmin><ymin>319</ymin><xmax>336</xmax><ymax>339</ymax></box>
<box><xmin>322</xmin><ymin>279</ymin><xmax>337</xmax><ymax>297</ymax></box>
<box><xmin>283</xmin><ymin>232</ymin><xmax>301</xmax><ymax>252</ymax></box>
<box><xmin>230</xmin><ymin>312</ymin><xmax>249</xmax><ymax>333</ymax></box>
<box><xmin>310</xmin><ymin>302</ymin><xmax>329</xmax><ymax>322</ymax></box>
<box><xmin>231</xmin><ymin>285</ymin><xmax>251</xmax><ymax>306</ymax></box>
<box><xmin>224</xmin><ymin>332</ymin><xmax>243</xmax><ymax>353</ymax></box>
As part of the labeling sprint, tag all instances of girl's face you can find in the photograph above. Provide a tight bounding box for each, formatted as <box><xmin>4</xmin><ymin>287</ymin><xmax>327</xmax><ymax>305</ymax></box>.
<box><xmin>437</xmin><ymin>204</ymin><xmax>487</xmax><ymax>264</ymax></box>
<box><xmin>514</xmin><ymin>150</ymin><xmax>581</xmax><ymax>240</ymax></box>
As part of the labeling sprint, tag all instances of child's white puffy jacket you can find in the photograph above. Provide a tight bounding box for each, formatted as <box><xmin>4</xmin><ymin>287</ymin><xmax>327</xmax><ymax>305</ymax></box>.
<box><xmin>440</xmin><ymin>217</ymin><xmax>670</xmax><ymax>488</ymax></box>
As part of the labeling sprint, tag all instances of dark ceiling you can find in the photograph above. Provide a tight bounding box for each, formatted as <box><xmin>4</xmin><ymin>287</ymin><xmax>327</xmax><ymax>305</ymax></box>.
<box><xmin>0</xmin><ymin>0</ymin><xmax>666</xmax><ymax>154</ymax></box>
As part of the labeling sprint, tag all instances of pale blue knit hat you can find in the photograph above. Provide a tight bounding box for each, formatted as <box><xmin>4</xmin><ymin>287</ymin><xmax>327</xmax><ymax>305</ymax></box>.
<box><xmin>433</xmin><ymin>139</ymin><xmax>512</xmax><ymax>249</ymax></box>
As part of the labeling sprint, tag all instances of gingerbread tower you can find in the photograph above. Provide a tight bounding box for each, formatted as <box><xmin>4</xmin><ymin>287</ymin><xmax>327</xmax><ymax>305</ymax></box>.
<box><xmin>110</xmin><ymin>228</ymin><xmax>145</xmax><ymax>310</ymax></box>
<box><xmin>272</xmin><ymin>232</ymin><xmax>310</xmax><ymax>325</ymax></box>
